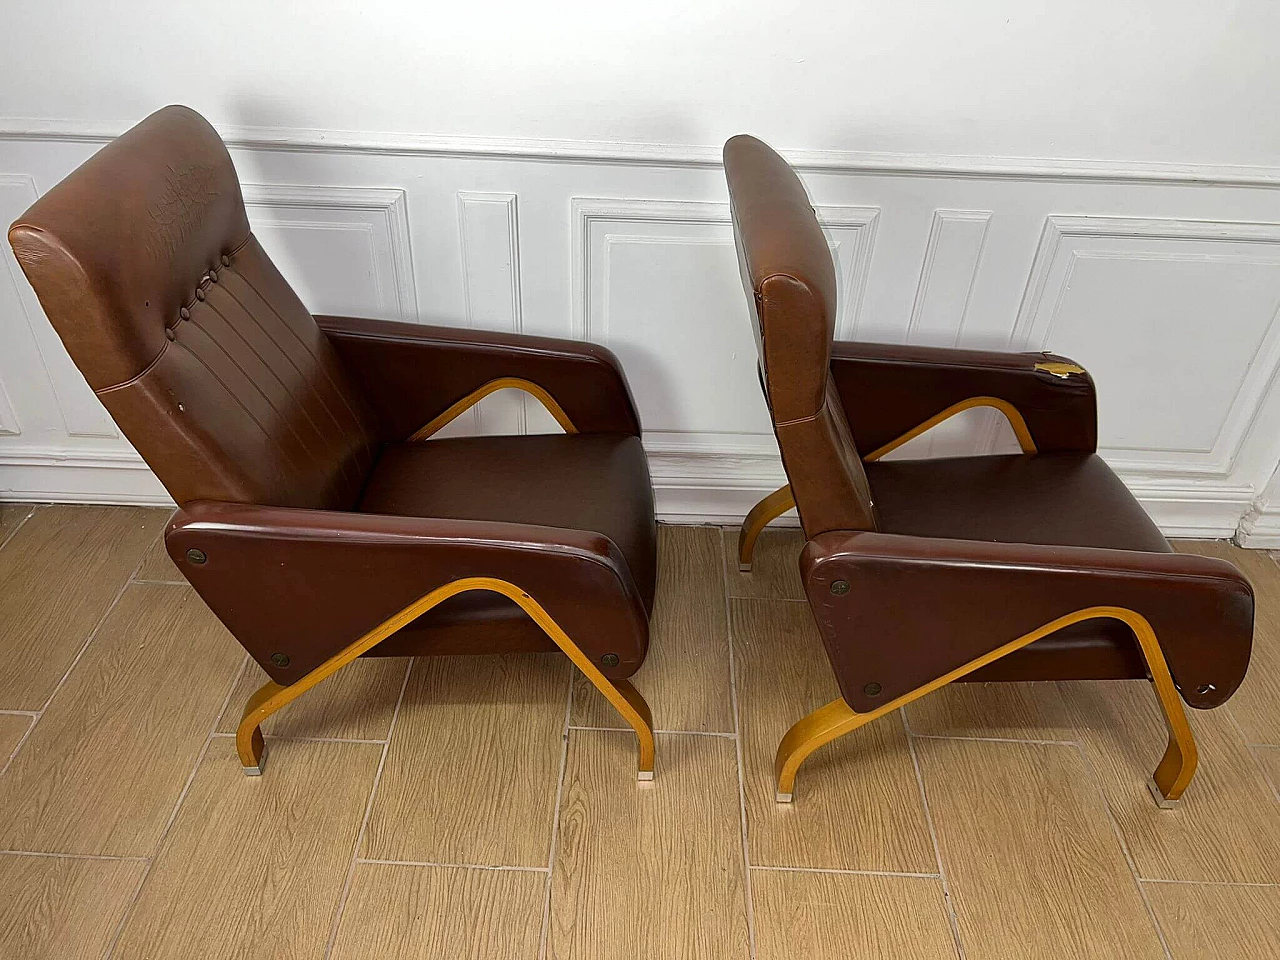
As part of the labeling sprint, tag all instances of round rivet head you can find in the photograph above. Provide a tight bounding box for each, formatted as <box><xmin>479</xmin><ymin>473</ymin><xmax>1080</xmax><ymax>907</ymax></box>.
<box><xmin>220</xmin><ymin>254</ymin><xmax>231</xmax><ymax>267</ymax></box>
<box><xmin>185</xmin><ymin>547</ymin><xmax>207</xmax><ymax>564</ymax></box>
<box><xmin>208</xmin><ymin>269</ymin><xmax>218</xmax><ymax>282</ymax></box>
<box><xmin>270</xmin><ymin>652</ymin><xmax>291</xmax><ymax>668</ymax></box>
<box><xmin>195</xmin><ymin>287</ymin><xmax>206</xmax><ymax>301</ymax></box>
<box><xmin>830</xmin><ymin>580</ymin><xmax>850</xmax><ymax>596</ymax></box>
<box><xmin>863</xmin><ymin>682</ymin><xmax>882</xmax><ymax>697</ymax></box>
<box><xmin>179</xmin><ymin>307</ymin><xmax>190</xmax><ymax>320</ymax></box>
<box><xmin>165</xmin><ymin>327</ymin><xmax>176</xmax><ymax>341</ymax></box>
<box><xmin>600</xmin><ymin>653</ymin><xmax>620</xmax><ymax>667</ymax></box>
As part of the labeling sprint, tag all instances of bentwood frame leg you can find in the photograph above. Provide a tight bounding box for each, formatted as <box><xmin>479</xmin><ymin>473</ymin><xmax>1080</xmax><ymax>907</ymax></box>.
<box><xmin>236</xmin><ymin>577</ymin><xmax>656</xmax><ymax>781</ymax></box>
<box><xmin>773</xmin><ymin>606</ymin><xmax>1197</xmax><ymax>807</ymax></box>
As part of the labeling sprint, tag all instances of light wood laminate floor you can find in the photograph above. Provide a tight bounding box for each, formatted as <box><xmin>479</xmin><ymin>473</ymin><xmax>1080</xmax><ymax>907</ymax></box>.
<box><xmin>1</xmin><ymin>505</ymin><xmax>1279</xmax><ymax>959</ymax></box>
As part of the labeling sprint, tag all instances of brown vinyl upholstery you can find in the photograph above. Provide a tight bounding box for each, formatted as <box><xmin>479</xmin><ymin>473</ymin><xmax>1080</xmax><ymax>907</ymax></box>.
<box><xmin>8</xmin><ymin>106</ymin><xmax>657</xmax><ymax>699</ymax></box>
<box><xmin>723</xmin><ymin>134</ymin><xmax>1253</xmax><ymax>722</ymax></box>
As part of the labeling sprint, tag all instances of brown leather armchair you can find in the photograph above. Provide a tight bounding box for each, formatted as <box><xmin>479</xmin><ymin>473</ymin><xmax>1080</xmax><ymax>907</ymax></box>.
<box><xmin>724</xmin><ymin>134</ymin><xmax>1254</xmax><ymax>807</ymax></box>
<box><xmin>7</xmin><ymin>105</ymin><xmax>657</xmax><ymax>781</ymax></box>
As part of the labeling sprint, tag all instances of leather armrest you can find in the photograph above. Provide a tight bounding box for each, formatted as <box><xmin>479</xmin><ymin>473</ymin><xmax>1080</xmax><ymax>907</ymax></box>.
<box><xmin>317</xmin><ymin>315</ymin><xmax>642</xmax><ymax>441</ymax></box>
<box><xmin>166</xmin><ymin>500</ymin><xmax>649</xmax><ymax>683</ymax></box>
<box><xmin>829</xmin><ymin>341</ymin><xmax>1097</xmax><ymax>454</ymax></box>
<box><xmin>801</xmin><ymin>530</ymin><xmax>1253</xmax><ymax>713</ymax></box>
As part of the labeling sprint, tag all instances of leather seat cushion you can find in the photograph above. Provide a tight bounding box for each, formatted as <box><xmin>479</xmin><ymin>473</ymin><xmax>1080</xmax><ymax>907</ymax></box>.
<box><xmin>864</xmin><ymin>452</ymin><xmax>1171</xmax><ymax>553</ymax></box>
<box><xmin>355</xmin><ymin>433</ymin><xmax>656</xmax><ymax>655</ymax></box>
<box><xmin>863</xmin><ymin>452</ymin><xmax>1169</xmax><ymax>682</ymax></box>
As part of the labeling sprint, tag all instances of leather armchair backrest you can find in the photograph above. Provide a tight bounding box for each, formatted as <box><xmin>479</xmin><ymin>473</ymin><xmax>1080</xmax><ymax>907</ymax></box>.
<box><xmin>8</xmin><ymin>106</ymin><xmax>380</xmax><ymax>510</ymax></box>
<box><xmin>723</xmin><ymin>134</ymin><xmax>877</xmax><ymax>536</ymax></box>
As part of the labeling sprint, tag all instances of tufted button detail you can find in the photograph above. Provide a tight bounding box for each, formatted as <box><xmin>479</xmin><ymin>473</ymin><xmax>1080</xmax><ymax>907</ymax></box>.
<box><xmin>195</xmin><ymin>287</ymin><xmax>206</xmax><ymax>301</ymax></box>
<box><xmin>165</xmin><ymin>327</ymin><xmax>176</xmax><ymax>341</ymax></box>
<box><xmin>220</xmin><ymin>254</ymin><xmax>231</xmax><ymax>267</ymax></box>
<box><xmin>207</xmin><ymin>269</ymin><xmax>218</xmax><ymax>283</ymax></box>
<box><xmin>179</xmin><ymin>307</ymin><xmax>190</xmax><ymax>320</ymax></box>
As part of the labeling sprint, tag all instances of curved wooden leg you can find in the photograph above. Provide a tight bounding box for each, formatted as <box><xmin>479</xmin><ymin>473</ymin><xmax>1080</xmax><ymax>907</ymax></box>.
<box><xmin>1120</xmin><ymin>611</ymin><xmax>1198</xmax><ymax>807</ymax></box>
<box><xmin>233</xmin><ymin>576</ymin><xmax>658</xmax><ymax>782</ymax></box>
<box><xmin>773</xmin><ymin>605</ymin><xmax>1199</xmax><ymax>806</ymax></box>
<box><xmin>774</xmin><ymin>698</ymin><xmax>867</xmax><ymax>802</ymax></box>
<box><xmin>738</xmin><ymin>484</ymin><xmax>795</xmax><ymax>572</ymax></box>
<box><xmin>236</xmin><ymin>678</ymin><xmax>285</xmax><ymax>775</ymax></box>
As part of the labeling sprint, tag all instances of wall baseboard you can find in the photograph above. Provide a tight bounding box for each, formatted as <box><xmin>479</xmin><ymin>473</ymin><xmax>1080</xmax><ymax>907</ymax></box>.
<box><xmin>0</xmin><ymin>446</ymin><xmax>1253</xmax><ymax>538</ymax></box>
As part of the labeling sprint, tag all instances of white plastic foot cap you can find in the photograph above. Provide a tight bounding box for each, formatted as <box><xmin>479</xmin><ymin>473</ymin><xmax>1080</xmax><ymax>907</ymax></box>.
<box><xmin>1147</xmin><ymin>776</ymin><xmax>1180</xmax><ymax>809</ymax></box>
<box><xmin>775</xmin><ymin>791</ymin><xmax>793</xmax><ymax>803</ymax></box>
<box><xmin>242</xmin><ymin>765</ymin><xmax>263</xmax><ymax>777</ymax></box>
<box><xmin>638</xmin><ymin>770</ymin><xmax>655</xmax><ymax>782</ymax></box>
<box><xmin>738</xmin><ymin>562</ymin><xmax>752</xmax><ymax>573</ymax></box>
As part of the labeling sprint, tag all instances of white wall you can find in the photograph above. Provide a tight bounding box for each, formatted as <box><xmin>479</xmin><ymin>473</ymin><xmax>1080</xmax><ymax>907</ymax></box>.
<box><xmin>3</xmin><ymin>2</ymin><xmax>1280</xmax><ymax>539</ymax></box>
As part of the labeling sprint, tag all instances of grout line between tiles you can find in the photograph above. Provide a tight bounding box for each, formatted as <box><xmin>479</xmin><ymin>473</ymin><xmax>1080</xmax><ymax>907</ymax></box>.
<box><xmin>538</xmin><ymin>668</ymin><xmax>576</xmax><ymax>960</ymax></box>
<box><xmin>322</xmin><ymin>656</ymin><xmax>415</xmax><ymax>960</ymax></box>
<box><xmin>129</xmin><ymin>578</ymin><xmax>189</xmax><ymax>586</ymax></box>
<box><xmin>1139</xmin><ymin>877</ymin><xmax>1280</xmax><ymax>888</ymax></box>
<box><xmin>0</xmin><ymin>547</ymin><xmax>148</xmax><ymax>778</ymax></box>
<box><xmin>0</xmin><ymin>504</ymin><xmax>35</xmax><ymax>553</ymax></box>
<box><xmin>566</xmin><ymin>724</ymin><xmax>736</xmax><ymax>738</ymax></box>
<box><xmin>103</xmin><ymin>651</ymin><xmax>251</xmax><ymax>959</ymax></box>
<box><xmin>1071</xmin><ymin>741</ymin><xmax>1175</xmax><ymax>960</ymax></box>
<box><xmin>356</xmin><ymin>857</ymin><xmax>550</xmax><ymax>873</ymax></box>
<box><xmin>910</xmin><ymin>732</ymin><xmax>1083</xmax><ymax>746</ymax></box>
<box><xmin>750</xmin><ymin>864</ymin><xmax>942</xmax><ymax>879</ymax></box>
<box><xmin>0</xmin><ymin>709</ymin><xmax>40</xmax><ymax>717</ymax></box>
<box><xmin>207</xmin><ymin>732</ymin><xmax>389</xmax><ymax>745</ymax></box>
<box><xmin>0</xmin><ymin>849</ymin><xmax>150</xmax><ymax>863</ymax></box>
<box><xmin>901</xmin><ymin>711</ymin><xmax>968</xmax><ymax>960</ymax></box>
<box><xmin>720</xmin><ymin>533</ymin><xmax>758</xmax><ymax>960</ymax></box>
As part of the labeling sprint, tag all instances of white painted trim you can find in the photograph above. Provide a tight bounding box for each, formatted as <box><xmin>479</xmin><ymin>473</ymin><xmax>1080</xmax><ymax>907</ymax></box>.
<box><xmin>6</xmin><ymin>117</ymin><xmax>1280</xmax><ymax>188</ymax></box>
<box><xmin>1235</xmin><ymin>502</ymin><xmax>1280</xmax><ymax>547</ymax></box>
<box><xmin>241</xmin><ymin>182</ymin><xmax>418</xmax><ymax>323</ymax></box>
<box><xmin>0</xmin><ymin>443</ymin><xmax>1250</xmax><ymax>536</ymax></box>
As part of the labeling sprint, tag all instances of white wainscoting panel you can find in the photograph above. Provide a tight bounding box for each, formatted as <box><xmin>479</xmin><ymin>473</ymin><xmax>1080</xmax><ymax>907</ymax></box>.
<box><xmin>242</xmin><ymin>184</ymin><xmax>417</xmax><ymax>323</ymax></box>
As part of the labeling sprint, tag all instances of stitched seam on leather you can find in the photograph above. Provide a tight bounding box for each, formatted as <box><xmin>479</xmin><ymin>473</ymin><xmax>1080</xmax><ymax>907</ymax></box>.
<box><xmin>96</xmin><ymin>339</ymin><xmax>171</xmax><ymax>395</ymax></box>
<box><xmin>231</xmin><ymin>263</ymin><xmax>371</xmax><ymax>439</ymax></box>
<box><xmin>190</xmin><ymin>302</ymin><xmax>318</xmax><ymax>463</ymax></box>
<box><xmin>774</xmin><ymin>393</ymin><xmax>829</xmax><ymax>427</ymax></box>
<box><xmin>218</xmin><ymin>278</ymin><xmax>370</xmax><ymax>491</ymax></box>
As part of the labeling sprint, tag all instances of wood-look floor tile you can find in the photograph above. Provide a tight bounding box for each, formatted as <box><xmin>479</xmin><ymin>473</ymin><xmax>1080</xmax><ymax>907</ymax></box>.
<box><xmin>216</xmin><ymin>658</ymin><xmax>408</xmax><ymax>741</ymax></box>
<box><xmin>722</xmin><ymin>526</ymin><xmax>806</xmax><ymax>601</ymax></box>
<box><xmin>1173</xmin><ymin>542</ymin><xmax>1280</xmax><ymax>745</ymax></box>
<box><xmin>0</xmin><ymin>505</ymin><xmax>167</xmax><ymax>709</ymax></box>
<box><xmin>331</xmin><ymin>863</ymin><xmax>544</xmax><ymax>960</ymax></box>
<box><xmin>1061</xmin><ymin>679</ymin><xmax>1280</xmax><ymax>883</ymax></box>
<box><xmin>364</xmin><ymin>654</ymin><xmax>568</xmax><ymax>867</ymax></box>
<box><xmin>1145</xmin><ymin>882</ymin><xmax>1280</xmax><ymax>960</ymax></box>
<box><xmin>0</xmin><ymin>853</ymin><xmax>146</xmax><ymax>960</ymax></box>
<box><xmin>572</xmin><ymin>525</ymin><xmax>734</xmax><ymax>733</ymax></box>
<box><xmin>0</xmin><ymin>502</ymin><xmax>33</xmax><ymax>546</ymax></box>
<box><xmin>915</xmin><ymin>737</ymin><xmax>1166</xmax><ymax>959</ymax></box>
<box><xmin>904</xmin><ymin>679</ymin><xmax>1078</xmax><ymax>740</ymax></box>
<box><xmin>548</xmin><ymin>731</ymin><xmax>749</xmax><ymax>960</ymax></box>
<box><xmin>0</xmin><ymin>713</ymin><xmax>32</xmax><ymax>765</ymax></box>
<box><xmin>751</xmin><ymin>869</ymin><xmax>958</xmax><ymax>960</ymax></box>
<box><xmin>731</xmin><ymin>598</ymin><xmax>935</xmax><ymax>872</ymax></box>
<box><xmin>134</xmin><ymin>523</ymin><xmax>181</xmax><ymax>581</ymax></box>
<box><xmin>0</xmin><ymin>583</ymin><xmax>244</xmax><ymax>856</ymax></box>
<box><xmin>1257</xmin><ymin>746</ymin><xmax>1280</xmax><ymax>798</ymax></box>
<box><xmin>112</xmin><ymin>737</ymin><xmax>381</xmax><ymax>960</ymax></box>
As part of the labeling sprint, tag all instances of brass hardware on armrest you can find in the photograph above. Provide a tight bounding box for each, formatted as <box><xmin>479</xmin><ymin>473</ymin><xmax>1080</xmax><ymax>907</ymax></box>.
<box><xmin>408</xmin><ymin>377</ymin><xmax>579</xmax><ymax>441</ymax></box>
<box><xmin>1033</xmin><ymin>360</ymin><xmax>1087</xmax><ymax>379</ymax></box>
